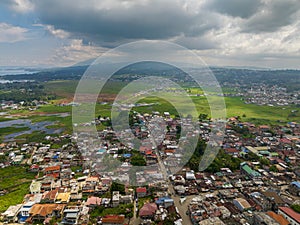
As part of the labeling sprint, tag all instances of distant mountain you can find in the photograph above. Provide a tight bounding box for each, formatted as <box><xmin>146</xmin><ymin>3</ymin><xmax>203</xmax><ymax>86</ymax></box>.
<box><xmin>2</xmin><ymin>61</ymin><xmax>300</xmax><ymax>92</ymax></box>
<box><xmin>1</xmin><ymin>65</ymin><xmax>88</xmax><ymax>82</ymax></box>
<box><xmin>0</xmin><ymin>66</ymin><xmax>40</xmax><ymax>76</ymax></box>
<box><xmin>72</xmin><ymin>58</ymin><xmax>274</xmax><ymax>71</ymax></box>
<box><xmin>211</xmin><ymin>65</ymin><xmax>272</xmax><ymax>71</ymax></box>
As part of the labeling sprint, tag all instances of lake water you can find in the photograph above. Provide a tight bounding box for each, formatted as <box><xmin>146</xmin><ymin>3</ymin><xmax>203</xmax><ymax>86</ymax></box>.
<box><xmin>0</xmin><ymin>80</ymin><xmax>34</xmax><ymax>84</ymax></box>
<box><xmin>0</xmin><ymin>119</ymin><xmax>64</xmax><ymax>142</ymax></box>
<box><xmin>0</xmin><ymin>67</ymin><xmax>38</xmax><ymax>76</ymax></box>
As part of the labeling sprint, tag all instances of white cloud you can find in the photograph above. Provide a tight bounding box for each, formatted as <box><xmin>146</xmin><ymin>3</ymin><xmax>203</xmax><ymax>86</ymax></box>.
<box><xmin>1</xmin><ymin>0</ymin><xmax>300</xmax><ymax>68</ymax></box>
<box><xmin>10</xmin><ymin>0</ymin><xmax>34</xmax><ymax>13</ymax></box>
<box><xmin>0</xmin><ymin>23</ymin><xmax>28</xmax><ymax>43</ymax></box>
<box><xmin>45</xmin><ymin>25</ymin><xmax>70</xmax><ymax>39</ymax></box>
<box><xmin>50</xmin><ymin>39</ymin><xmax>107</xmax><ymax>66</ymax></box>
<box><xmin>193</xmin><ymin>16</ymin><xmax>300</xmax><ymax>68</ymax></box>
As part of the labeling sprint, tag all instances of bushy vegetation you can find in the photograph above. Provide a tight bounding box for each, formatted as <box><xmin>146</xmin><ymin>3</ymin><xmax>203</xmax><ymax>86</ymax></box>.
<box><xmin>291</xmin><ymin>204</ymin><xmax>300</xmax><ymax>213</ymax></box>
<box><xmin>131</xmin><ymin>154</ymin><xmax>146</xmax><ymax>166</ymax></box>
<box><xmin>89</xmin><ymin>203</ymin><xmax>134</xmax><ymax>224</ymax></box>
<box><xmin>205</xmin><ymin>150</ymin><xmax>242</xmax><ymax>173</ymax></box>
<box><xmin>0</xmin><ymin>82</ymin><xmax>56</xmax><ymax>102</ymax></box>
<box><xmin>110</xmin><ymin>182</ymin><xmax>125</xmax><ymax>195</ymax></box>
<box><xmin>0</xmin><ymin>126</ymin><xmax>30</xmax><ymax>141</ymax></box>
<box><xmin>186</xmin><ymin>138</ymin><xmax>242</xmax><ymax>173</ymax></box>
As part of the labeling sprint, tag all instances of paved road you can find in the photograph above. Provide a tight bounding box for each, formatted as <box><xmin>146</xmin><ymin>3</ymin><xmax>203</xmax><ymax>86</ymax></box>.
<box><xmin>131</xmin><ymin>131</ymin><xmax>192</xmax><ymax>225</ymax></box>
<box><xmin>27</xmin><ymin>146</ymin><xmax>37</xmax><ymax>165</ymax></box>
<box><xmin>130</xmin><ymin>199</ymin><xmax>141</xmax><ymax>225</ymax></box>
<box><xmin>155</xmin><ymin>143</ymin><xmax>193</xmax><ymax>224</ymax></box>
<box><xmin>165</xmin><ymin>173</ymin><xmax>193</xmax><ymax>224</ymax></box>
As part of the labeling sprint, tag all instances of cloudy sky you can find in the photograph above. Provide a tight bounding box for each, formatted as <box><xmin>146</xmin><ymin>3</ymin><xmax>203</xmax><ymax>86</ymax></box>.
<box><xmin>0</xmin><ymin>0</ymin><xmax>299</xmax><ymax>68</ymax></box>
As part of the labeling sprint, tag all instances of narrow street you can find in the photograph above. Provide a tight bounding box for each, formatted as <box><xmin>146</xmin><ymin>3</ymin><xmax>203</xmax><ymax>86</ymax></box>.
<box><xmin>150</xmin><ymin>119</ymin><xmax>194</xmax><ymax>224</ymax></box>
<box><xmin>172</xmin><ymin>195</ymin><xmax>194</xmax><ymax>225</ymax></box>
<box><xmin>27</xmin><ymin>146</ymin><xmax>37</xmax><ymax>165</ymax></box>
<box><xmin>155</xmin><ymin>146</ymin><xmax>192</xmax><ymax>225</ymax></box>
<box><xmin>130</xmin><ymin>124</ymin><xmax>193</xmax><ymax>225</ymax></box>
<box><xmin>130</xmin><ymin>198</ymin><xmax>140</xmax><ymax>225</ymax></box>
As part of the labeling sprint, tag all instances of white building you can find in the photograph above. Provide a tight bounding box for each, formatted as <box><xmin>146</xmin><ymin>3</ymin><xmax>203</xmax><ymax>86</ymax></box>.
<box><xmin>233</xmin><ymin>198</ymin><xmax>251</xmax><ymax>212</ymax></box>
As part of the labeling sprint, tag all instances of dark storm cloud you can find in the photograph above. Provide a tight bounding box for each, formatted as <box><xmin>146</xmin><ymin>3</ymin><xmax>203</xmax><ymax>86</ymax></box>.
<box><xmin>242</xmin><ymin>0</ymin><xmax>300</xmax><ymax>33</ymax></box>
<box><xmin>204</xmin><ymin>0</ymin><xmax>262</xmax><ymax>18</ymax></box>
<box><xmin>31</xmin><ymin>0</ymin><xmax>220</xmax><ymax>45</ymax></box>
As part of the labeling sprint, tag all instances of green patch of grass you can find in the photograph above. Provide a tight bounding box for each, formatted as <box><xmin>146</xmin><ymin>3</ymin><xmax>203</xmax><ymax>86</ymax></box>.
<box><xmin>291</xmin><ymin>205</ymin><xmax>300</xmax><ymax>213</ymax></box>
<box><xmin>221</xmin><ymin>87</ymin><xmax>238</xmax><ymax>94</ymax></box>
<box><xmin>0</xmin><ymin>166</ymin><xmax>36</xmax><ymax>212</ymax></box>
<box><xmin>0</xmin><ymin>183</ymin><xmax>31</xmax><ymax>212</ymax></box>
<box><xmin>51</xmin><ymin>143</ymin><xmax>61</xmax><ymax>149</ymax></box>
<box><xmin>131</xmin><ymin>95</ymin><xmax>300</xmax><ymax>125</ymax></box>
<box><xmin>74</xmin><ymin>172</ymin><xmax>84</xmax><ymax>179</ymax></box>
<box><xmin>17</xmin><ymin>131</ymin><xmax>49</xmax><ymax>143</ymax></box>
<box><xmin>5</xmin><ymin>81</ymin><xmax>300</xmax><ymax>136</ymax></box>
<box><xmin>44</xmin><ymin>80</ymin><xmax>78</xmax><ymax>98</ymax></box>
<box><xmin>225</xmin><ymin>97</ymin><xmax>300</xmax><ymax>124</ymax></box>
<box><xmin>101</xmin><ymin>81</ymin><xmax>129</xmax><ymax>95</ymax></box>
<box><xmin>0</xmin><ymin>126</ymin><xmax>30</xmax><ymax>136</ymax></box>
<box><xmin>90</xmin><ymin>203</ymin><xmax>134</xmax><ymax>221</ymax></box>
<box><xmin>0</xmin><ymin>117</ymin><xmax>12</xmax><ymax>122</ymax></box>
<box><xmin>28</xmin><ymin>114</ymin><xmax>72</xmax><ymax>134</ymax></box>
<box><xmin>132</xmin><ymin>97</ymin><xmax>181</xmax><ymax>116</ymax></box>
<box><xmin>95</xmin><ymin>103</ymin><xmax>113</xmax><ymax>118</ymax></box>
<box><xmin>71</xmin><ymin>166</ymin><xmax>82</xmax><ymax>173</ymax></box>
<box><xmin>44</xmin><ymin>80</ymin><xmax>127</xmax><ymax>99</ymax></box>
<box><xmin>101</xmin><ymin>203</ymin><xmax>133</xmax><ymax>217</ymax></box>
<box><xmin>36</xmin><ymin>104</ymin><xmax>72</xmax><ymax>113</ymax></box>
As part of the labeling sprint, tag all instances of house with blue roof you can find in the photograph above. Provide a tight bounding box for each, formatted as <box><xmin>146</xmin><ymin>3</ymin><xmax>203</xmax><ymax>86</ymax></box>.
<box><xmin>18</xmin><ymin>201</ymin><xmax>35</xmax><ymax>223</ymax></box>
<box><xmin>289</xmin><ymin>181</ymin><xmax>300</xmax><ymax>196</ymax></box>
<box><xmin>155</xmin><ymin>197</ymin><xmax>174</xmax><ymax>208</ymax></box>
<box><xmin>123</xmin><ymin>153</ymin><xmax>132</xmax><ymax>158</ymax></box>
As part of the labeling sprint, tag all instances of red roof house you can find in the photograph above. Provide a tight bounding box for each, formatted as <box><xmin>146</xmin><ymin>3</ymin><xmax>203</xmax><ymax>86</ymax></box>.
<box><xmin>139</xmin><ymin>203</ymin><xmax>157</xmax><ymax>219</ymax></box>
<box><xmin>136</xmin><ymin>187</ymin><xmax>147</xmax><ymax>198</ymax></box>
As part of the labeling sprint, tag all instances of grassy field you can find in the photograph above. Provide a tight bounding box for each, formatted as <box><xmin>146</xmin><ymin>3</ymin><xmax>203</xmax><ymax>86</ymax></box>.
<box><xmin>130</xmin><ymin>95</ymin><xmax>300</xmax><ymax>124</ymax></box>
<box><xmin>0</xmin><ymin>117</ymin><xmax>12</xmax><ymax>122</ymax></box>
<box><xmin>44</xmin><ymin>80</ymin><xmax>79</xmax><ymax>99</ymax></box>
<box><xmin>0</xmin><ymin>166</ymin><xmax>36</xmax><ymax>212</ymax></box>
<box><xmin>225</xmin><ymin>97</ymin><xmax>300</xmax><ymax>124</ymax></box>
<box><xmin>2</xmin><ymin>80</ymin><xmax>299</xmax><ymax>142</ymax></box>
<box><xmin>6</xmin><ymin>95</ymin><xmax>299</xmax><ymax>133</ymax></box>
<box><xmin>0</xmin><ymin>126</ymin><xmax>30</xmax><ymax>137</ymax></box>
<box><xmin>44</xmin><ymin>80</ymin><xmax>300</xmax><ymax>123</ymax></box>
<box><xmin>44</xmin><ymin>80</ymin><xmax>127</xmax><ymax>100</ymax></box>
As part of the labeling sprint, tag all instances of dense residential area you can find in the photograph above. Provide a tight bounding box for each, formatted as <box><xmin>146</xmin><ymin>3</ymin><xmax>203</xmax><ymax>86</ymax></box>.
<box><xmin>225</xmin><ymin>84</ymin><xmax>300</xmax><ymax>107</ymax></box>
<box><xmin>0</xmin><ymin>109</ymin><xmax>300</xmax><ymax>225</ymax></box>
<box><xmin>1</xmin><ymin>0</ymin><xmax>300</xmax><ymax>224</ymax></box>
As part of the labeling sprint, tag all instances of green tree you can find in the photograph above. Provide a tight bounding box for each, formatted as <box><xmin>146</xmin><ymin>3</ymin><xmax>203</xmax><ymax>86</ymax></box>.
<box><xmin>199</xmin><ymin>113</ymin><xmax>208</xmax><ymax>121</ymax></box>
<box><xmin>291</xmin><ymin>205</ymin><xmax>300</xmax><ymax>213</ymax></box>
<box><xmin>259</xmin><ymin>158</ymin><xmax>270</xmax><ymax>166</ymax></box>
<box><xmin>269</xmin><ymin>165</ymin><xmax>278</xmax><ymax>172</ymax></box>
<box><xmin>131</xmin><ymin>155</ymin><xmax>146</xmax><ymax>166</ymax></box>
<box><xmin>111</xmin><ymin>181</ymin><xmax>125</xmax><ymax>194</ymax></box>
